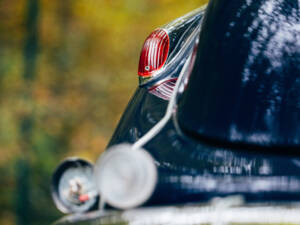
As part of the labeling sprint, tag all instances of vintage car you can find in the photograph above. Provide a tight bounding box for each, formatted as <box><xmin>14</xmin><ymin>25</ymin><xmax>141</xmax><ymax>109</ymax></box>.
<box><xmin>51</xmin><ymin>0</ymin><xmax>300</xmax><ymax>224</ymax></box>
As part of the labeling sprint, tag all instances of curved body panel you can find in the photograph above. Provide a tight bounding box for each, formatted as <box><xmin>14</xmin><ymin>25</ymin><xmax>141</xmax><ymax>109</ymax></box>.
<box><xmin>178</xmin><ymin>0</ymin><xmax>300</xmax><ymax>148</ymax></box>
<box><xmin>108</xmin><ymin>0</ymin><xmax>300</xmax><ymax>206</ymax></box>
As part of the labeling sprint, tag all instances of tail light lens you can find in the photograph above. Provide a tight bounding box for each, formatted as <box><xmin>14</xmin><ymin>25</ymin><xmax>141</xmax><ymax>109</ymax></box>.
<box><xmin>138</xmin><ymin>29</ymin><xmax>170</xmax><ymax>77</ymax></box>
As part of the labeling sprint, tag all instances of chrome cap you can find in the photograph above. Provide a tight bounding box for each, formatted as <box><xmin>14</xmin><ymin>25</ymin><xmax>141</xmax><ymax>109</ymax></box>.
<box><xmin>95</xmin><ymin>144</ymin><xmax>157</xmax><ymax>209</ymax></box>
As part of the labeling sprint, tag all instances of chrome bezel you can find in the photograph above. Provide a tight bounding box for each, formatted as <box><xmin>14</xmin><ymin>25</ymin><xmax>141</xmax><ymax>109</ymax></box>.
<box><xmin>51</xmin><ymin>158</ymin><xmax>98</xmax><ymax>214</ymax></box>
<box><xmin>139</xmin><ymin>5</ymin><xmax>206</xmax><ymax>87</ymax></box>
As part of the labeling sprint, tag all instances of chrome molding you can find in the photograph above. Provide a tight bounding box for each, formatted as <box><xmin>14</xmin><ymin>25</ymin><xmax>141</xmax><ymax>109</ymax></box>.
<box><xmin>54</xmin><ymin>197</ymin><xmax>300</xmax><ymax>225</ymax></box>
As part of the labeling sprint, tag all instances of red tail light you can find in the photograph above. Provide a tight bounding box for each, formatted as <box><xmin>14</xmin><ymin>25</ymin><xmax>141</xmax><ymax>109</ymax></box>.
<box><xmin>138</xmin><ymin>29</ymin><xmax>170</xmax><ymax>77</ymax></box>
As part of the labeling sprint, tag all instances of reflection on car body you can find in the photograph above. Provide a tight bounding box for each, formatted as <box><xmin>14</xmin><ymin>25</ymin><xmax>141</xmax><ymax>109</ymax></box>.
<box><xmin>51</xmin><ymin>0</ymin><xmax>300</xmax><ymax>224</ymax></box>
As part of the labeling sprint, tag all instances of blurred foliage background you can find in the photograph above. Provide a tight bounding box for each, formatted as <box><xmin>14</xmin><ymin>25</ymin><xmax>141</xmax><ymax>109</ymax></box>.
<box><xmin>0</xmin><ymin>0</ymin><xmax>207</xmax><ymax>224</ymax></box>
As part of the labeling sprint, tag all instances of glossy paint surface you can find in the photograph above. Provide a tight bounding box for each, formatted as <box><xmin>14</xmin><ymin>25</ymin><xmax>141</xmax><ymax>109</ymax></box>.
<box><xmin>146</xmin><ymin>121</ymin><xmax>300</xmax><ymax>205</ymax></box>
<box><xmin>178</xmin><ymin>0</ymin><xmax>300</xmax><ymax>148</ymax></box>
<box><xmin>108</xmin><ymin>88</ymin><xmax>168</xmax><ymax>146</ymax></box>
<box><xmin>109</xmin><ymin>90</ymin><xmax>300</xmax><ymax>206</ymax></box>
<box><xmin>107</xmin><ymin>0</ymin><xmax>300</xmax><ymax>207</ymax></box>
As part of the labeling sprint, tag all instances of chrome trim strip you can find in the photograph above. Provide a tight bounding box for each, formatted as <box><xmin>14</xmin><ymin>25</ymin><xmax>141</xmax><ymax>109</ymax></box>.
<box><xmin>162</xmin><ymin>5</ymin><xmax>207</xmax><ymax>31</ymax></box>
<box><xmin>54</xmin><ymin>199</ymin><xmax>300</xmax><ymax>225</ymax></box>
